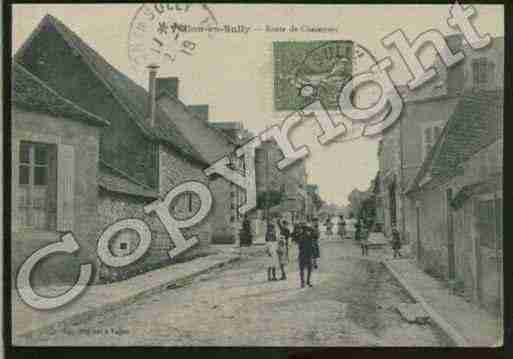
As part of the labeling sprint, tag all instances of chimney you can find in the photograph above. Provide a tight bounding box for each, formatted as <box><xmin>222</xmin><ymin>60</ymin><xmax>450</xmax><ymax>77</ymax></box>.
<box><xmin>156</xmin><ymin>77</ymin><xmax>179</xmax><ymax>99</ymax></box>
<box><xmin>147</xmin><ymin>64</ymin><xmax>159</xmax><ymax>126</ymax></box>
<box><xmin>188</xmin><ymin>105</ymin><xmax>209</xmax><ymax>122</ymax></box>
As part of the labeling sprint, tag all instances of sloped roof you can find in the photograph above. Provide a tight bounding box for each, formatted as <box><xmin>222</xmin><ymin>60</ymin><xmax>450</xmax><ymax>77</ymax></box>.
<box><xmin>158</xmin><ymin>94</ymin><xmax>237</xmax><ymax>163</ymax></box>
<box><xmin>408</xmin><ymin>90</ymin><xmax>503</xmax><ymax>193</ymax></box>
<box><xmin>98</xmin><ymin>161</ymin><xmax>159</xmax><ymax>200</ymax></box>
<box><xmin>12</xmin><ymin>62</ymin><xmax>108</xmax><ymax>127</ymax></box>
<box><xmin>16</xmin><ymin>14</ymin><xmax>207</xmax><ymax>166</ymax></box>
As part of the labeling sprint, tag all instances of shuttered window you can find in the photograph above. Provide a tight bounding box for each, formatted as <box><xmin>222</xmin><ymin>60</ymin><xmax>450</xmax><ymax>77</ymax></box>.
<box><xmin>56</xmin><ymin>144</ymin><xmax>75</xmax><ymax>231</ymax></box>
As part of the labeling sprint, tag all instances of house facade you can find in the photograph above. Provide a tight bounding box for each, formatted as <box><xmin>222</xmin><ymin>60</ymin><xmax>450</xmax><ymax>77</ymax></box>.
<box><xmin>11</xmin><ymin>62</ymin><xmax>109</xmax><ymax>286</ymax></box>
<box><xmin>376</xmin><ymin>35</ymin><xmax>504</xmax><ymax>239</ymax></box>
<box><xmin>406</xmin><ymin>91</ymin><xmax>503</xmax><ymax>315</ymax></box>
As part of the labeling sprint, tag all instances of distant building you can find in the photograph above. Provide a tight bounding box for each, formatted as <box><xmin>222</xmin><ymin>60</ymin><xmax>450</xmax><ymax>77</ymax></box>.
<box><xmin>255</xmin><ymin>140</ymin><xmax>309</xmax><ymax>224</ymax></box>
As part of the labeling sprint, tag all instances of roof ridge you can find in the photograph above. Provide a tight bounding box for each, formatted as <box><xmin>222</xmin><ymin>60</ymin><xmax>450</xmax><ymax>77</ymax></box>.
<box><xmin>38</xmin><ymin>14</ymin><xmax>208</xmax><ymax>166</ymax></box>
<box><xmin>12</xmin><ymin>61</ymin><xmax>109</xmax><ymax>126</ymax></box>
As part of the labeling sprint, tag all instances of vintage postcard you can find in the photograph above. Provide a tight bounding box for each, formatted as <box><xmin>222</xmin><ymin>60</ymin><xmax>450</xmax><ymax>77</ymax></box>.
<box><xmin>6</xmin><ymin>2</ymin><xmax>504</xmax><ymax>348</ymax></box>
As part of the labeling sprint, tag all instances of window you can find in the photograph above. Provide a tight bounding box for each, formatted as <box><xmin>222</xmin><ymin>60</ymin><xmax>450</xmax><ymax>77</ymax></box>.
<box><xmin>472</xmin><ymin>58</ymin><xmax>495</xmax><ymax>89</ymax></box>
<box><xmin>477</xmin><ymin>198</ymin><xmax>502</xmax><ymax>250</ymax></box>
<box><xmin>422</xmin><ymin>122</ymin><xmax>444</xmax><ymax>161</ymax></box>
<box><xmin>17</xmin><ymin>142</ymin><xmax>57</xmax><ymax>229</ymax></box>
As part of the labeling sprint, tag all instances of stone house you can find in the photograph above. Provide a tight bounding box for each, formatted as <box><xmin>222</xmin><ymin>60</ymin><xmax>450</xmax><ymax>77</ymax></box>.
<box><xmin>14</xmin><ymin>14</ymin><xmax>242</xmax><ymax>282</ymax></box>
<box><xmin>406</xmin><ymin>90</ymin><xmax>503</xmax><ymax>315</ymax></box>
<box><xmin>11</xmin><ymin>62</ymin><xmax>109</xmax><ymax>285</ymax></box>
<box><xmin>255</xmin><ymin>140</ymin><xmax>309</xmax><ymax>225</ymax></box>
<box><xmin>156</xmin><ymin>82</ymin><xmax>245</xmax><ymax>244</ymax></box>
<box><xmin>376</xmin><ymin>35</ymin><xmax>504</xmax><ymax>239</ymax></box>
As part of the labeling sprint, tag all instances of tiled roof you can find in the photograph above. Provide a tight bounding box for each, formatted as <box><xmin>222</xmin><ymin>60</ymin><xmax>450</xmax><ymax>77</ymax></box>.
<box><xmin>158</xmin><ymin>95</ymin><xmax>237</xmax><ymax>163</ymax></box>
<box><xmin>12</xmin><ymin>62</ymin><xmax>109</xmax><ymax>127</ymax></box>
<box><xmin>17</xmin><ymin>15</ymin><xmax>207</xmax><ymax>166</ymax></box>
<box><xmin>98</xmin><ymin>161</ymin><xmax>159</xmax><ymax>199</ymax></box>
<box><xmin>408</xmin><ymin>90</ymin><xmax>503</xmax><ymax>193</ymax></box>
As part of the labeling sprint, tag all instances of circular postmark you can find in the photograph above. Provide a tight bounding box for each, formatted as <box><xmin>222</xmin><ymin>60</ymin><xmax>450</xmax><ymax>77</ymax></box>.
<box><xmin>127</xmin><ymin>3</ymin><xmax>218</xmax><ymax>73</ymax></box>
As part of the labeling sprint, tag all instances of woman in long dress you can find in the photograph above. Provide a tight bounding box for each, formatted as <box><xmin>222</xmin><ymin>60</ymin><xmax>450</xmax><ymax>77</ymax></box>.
<box><xmin>266</xmin><ymin>237</ymin><xmax>279</xmax><ymax>281</ymax></box>
<box><xmin>337</xmin><ymin>215</ymin><xmax>346</xmax><ymax>240</ymax></box>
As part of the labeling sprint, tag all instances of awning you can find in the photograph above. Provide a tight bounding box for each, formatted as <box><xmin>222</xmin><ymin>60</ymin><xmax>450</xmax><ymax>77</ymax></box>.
<box><xmin>450</xmin><ymin>178</ymin><xmax>501</xmax><ymax>210</ymax></box>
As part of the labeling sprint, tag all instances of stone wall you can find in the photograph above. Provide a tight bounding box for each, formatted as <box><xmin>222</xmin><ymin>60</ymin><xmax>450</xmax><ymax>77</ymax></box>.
<box><xmin>158</xmin><ymin>145</ymin><xmax>234</xmax><ymax>244</ymax></box>
<box><xmin>11</xmin><ymin>108</ymin><xmax>101</xmax><ymax>286</ymax></box>
<box><xmin>97</xmin><ymin>190</ymin><xmax>177</xmax><ymax>282</ymax></box>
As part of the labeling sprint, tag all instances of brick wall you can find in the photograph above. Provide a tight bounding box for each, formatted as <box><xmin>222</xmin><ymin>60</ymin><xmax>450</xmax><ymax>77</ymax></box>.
<box><xmin>11</xmin><ymin>108</ymin><xmax>101</xmax><ymax>286</ymax></box>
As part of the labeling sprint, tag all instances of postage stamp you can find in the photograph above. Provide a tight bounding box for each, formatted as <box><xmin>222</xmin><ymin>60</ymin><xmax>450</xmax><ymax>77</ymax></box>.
<box><xmin>7</xmin><ymin>2</ymin><xmax>505</xmax><ymax>350</ymax></box>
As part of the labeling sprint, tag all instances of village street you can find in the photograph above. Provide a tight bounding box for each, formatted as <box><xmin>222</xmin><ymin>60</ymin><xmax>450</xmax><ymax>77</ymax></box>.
<box><xmin>22</xmin><ymin>240</ymin><xmax>450</xmax><ymax>346</ymax></box>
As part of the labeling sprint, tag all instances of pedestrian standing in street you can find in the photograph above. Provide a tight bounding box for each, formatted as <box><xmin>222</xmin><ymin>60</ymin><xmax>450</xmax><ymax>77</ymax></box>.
<box><xmin>324</xmin><ymin>217</ymin><xmax>333</xmax><ymax>240</ymax></box>
<box><xmin>277</xmin><ymin>235</ymin><xmax>288</xmax><ymax>280</ymax></box>
<box><xmin>292</xmin><ymin>221</ymin><xmax>314</xmax><ymax>288</ymax></box>
<box><xmin>391</xmin><ymin>225</ymin><xmax>402</xmax><ymax>259</ymax></box>
<box><xmin>354</xmin><ymin>217</ymin><xmax>362</xmax><ymax>242</ymax></box>
<box><xmin>361</xmin><ymin>232</ymin><xmax>369</xmax><ymax>256</ymax></box>
<box><xmin>265</xmin><ymin>219</ymin><xmax>277</xmax><ymax>243</ymax></box>
<box><xmin>345</xmin><ymin>213</ymin><xmax>356</xmax><ymax>239</ymax></box>
<box><xmin>337</xmin><ymin>214</ymin><xmax>346</xmax><ymax>240</ymax></box>
<box><xmin>311</xmin><ymin>219</ymin><xmax>321</xmax><ymax>269</ymax></box>
<box><xmin>277</xmin><ymin>219</ymin><xmax>291</xmax><ymax>260</ymax></box>
<box><xmin>265</xmin><ymin>235</ymin><xmax>279</xmax><ymax>281</ymax></box>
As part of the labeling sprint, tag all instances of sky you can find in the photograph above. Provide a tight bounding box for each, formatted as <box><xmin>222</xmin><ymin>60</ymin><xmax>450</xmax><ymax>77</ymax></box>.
<box><xmin>12</xmin><ymin>4</ymin><xmax>504</xmax><ymax>206</ymax></box>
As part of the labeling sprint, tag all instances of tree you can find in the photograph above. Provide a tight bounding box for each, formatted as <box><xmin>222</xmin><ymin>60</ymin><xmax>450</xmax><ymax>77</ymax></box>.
<box><xmin>256</xmin><ymin>190</ymin><xmax>284</xmax><ymax>210</ymax></box>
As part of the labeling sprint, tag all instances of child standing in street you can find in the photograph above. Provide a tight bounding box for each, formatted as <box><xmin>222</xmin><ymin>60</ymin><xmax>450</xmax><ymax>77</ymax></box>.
<box><xmin>391</xmin><ymin>225</ymin><xmax>402</xmax><ymax>259</ymax></box>
<box><xmin>266</xmin><ymin>236</ymin><xmax>279</xmax><ymax>281</ymax></box>
<box><xmin>277</xmin><ymin>236</ymin><xmax>288</xmax><ymax>280</ymax></box>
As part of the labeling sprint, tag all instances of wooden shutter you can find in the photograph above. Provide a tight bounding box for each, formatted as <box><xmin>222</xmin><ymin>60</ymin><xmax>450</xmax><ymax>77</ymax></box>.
<box><xmin>57</xmin><ymin>144</ymin><xmax>75</xmax><ymax>231</ymax></box>
<box><xmin>12</xmin><ymin>140</ymin><xmax>19</xmax><ymax>230</ymax></box>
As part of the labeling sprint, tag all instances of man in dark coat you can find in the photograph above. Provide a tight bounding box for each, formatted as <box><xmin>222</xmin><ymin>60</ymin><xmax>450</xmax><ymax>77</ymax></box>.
<box><xmin>292</xmin><ymin>221</ymin><xmax>314</xmax><ymax>288</ymax></box>
<box><xmin>310</xmin><ymin>219</ymin><xmax>321</xmax><ymax>269</ymax></box>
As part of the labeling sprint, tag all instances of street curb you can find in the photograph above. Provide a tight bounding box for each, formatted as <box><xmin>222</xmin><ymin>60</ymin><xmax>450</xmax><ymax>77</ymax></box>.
<box><xmin>17</xmin><ymin>255</ymin><xmax>241</xmax><ymax>340</ymax></box>
<box><xmin>382</xmin><ymin>260</ymin><xmax>469</xmax><ymax>347</ymax></box>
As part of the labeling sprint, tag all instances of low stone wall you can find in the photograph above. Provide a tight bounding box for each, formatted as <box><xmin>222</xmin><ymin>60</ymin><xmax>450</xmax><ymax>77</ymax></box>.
<box><xmin>97</xmin><ymin>190</ymin><xmax>211</xmax><ymax>283</ymax></box>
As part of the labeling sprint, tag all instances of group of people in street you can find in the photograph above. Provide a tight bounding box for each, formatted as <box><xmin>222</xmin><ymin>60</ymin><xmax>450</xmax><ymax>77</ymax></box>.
<box><xmin>263</xmin><ymin>215</ymin><xmax>404</xmax><ymax>287</ymax></box>
<box><xmin>265</xmin><ymin>218</ymin><xmax>321</xmax><ymax>288</ymax></box>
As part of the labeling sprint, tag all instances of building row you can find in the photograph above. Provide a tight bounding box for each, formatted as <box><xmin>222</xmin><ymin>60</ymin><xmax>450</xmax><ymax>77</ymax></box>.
<box><xmin>375</xmin><ymin>34</ymin><xmax>503</xmax><ymax>315</ymax></box>
<box><xmin>11</xmin><ymin>15</ymin><xmax>313</xmax><ymax>285</ymax></box>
